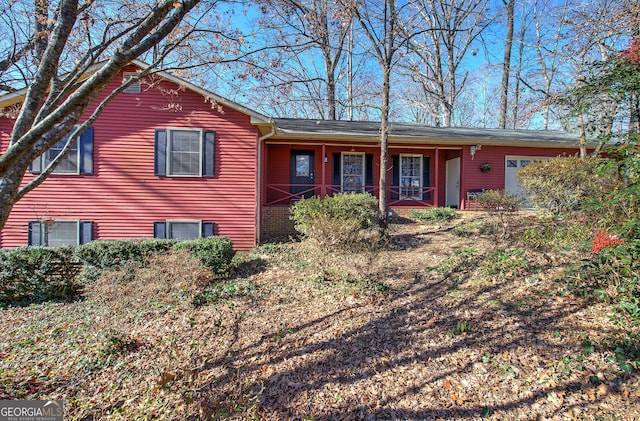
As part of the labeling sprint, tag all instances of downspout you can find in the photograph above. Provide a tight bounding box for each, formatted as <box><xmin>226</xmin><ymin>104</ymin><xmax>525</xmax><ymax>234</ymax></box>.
<box><xmin>256</xmin><ymin>121</ymin><xmax>276</xmax><ymax>244</ymax></box>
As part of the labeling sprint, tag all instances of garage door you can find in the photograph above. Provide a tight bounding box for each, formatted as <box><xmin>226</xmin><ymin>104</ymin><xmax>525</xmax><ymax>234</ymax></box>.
<box><xmin>504</xmin><ymin>156</ymin><xmax>552</xmax><ymax>198</ymax></box>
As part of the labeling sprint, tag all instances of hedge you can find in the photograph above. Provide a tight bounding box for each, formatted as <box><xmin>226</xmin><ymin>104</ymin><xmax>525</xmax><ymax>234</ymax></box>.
<box><xmin>74</xmin><ymin>239</ymin><xmax>177</xmax><ymax>269</ymax></box>
<box><xmin>173</xmin><ymin>236</ymin><xmax>235</xmax><ymax>275</ymax></box>
<box><xmin>1</xmin><ymin>236</ymin><xmax>236</xmax><ymax>306</ymax></box>
<box><xmin>0</xmin><ymin>246</ymin><xmax>83</xmax><ymax>306</ymax></box>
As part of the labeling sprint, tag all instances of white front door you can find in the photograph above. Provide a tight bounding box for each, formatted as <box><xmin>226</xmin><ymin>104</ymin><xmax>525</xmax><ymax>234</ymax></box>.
<box><xmin>445</xmin><ymin>157</ymin><xmax>461</xmax><ymax>208</ymax></box>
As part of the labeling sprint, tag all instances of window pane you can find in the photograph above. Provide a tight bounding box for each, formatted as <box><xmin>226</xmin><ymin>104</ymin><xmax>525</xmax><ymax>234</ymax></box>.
<box><xmin>169</xmin><ymin>222</ymin><xmax>200</xmax><ymax>241</ymax></box>
<box><xmin>401</xmin><ymin>156</ymin><xmax>421</xmax><ymax>198</ymax></box>
<box><xmin>47</xmin><ymin>221</ymin><xmax>78</xmax><ymax>247</ymax></box>
<box><xmin>507</xmin><ymin>160</ymin><xmax>517</xmax><ymax>168</ymax></box>
<box><xmin>342</xmin><ymin>154</ymin><xmax>364</xmax><ymax>193</ymax></box>
<box><xmin>46</xmin><ymin>137</ymin><xmax>78</xmax><ymax>173</ymax></box>
<box><xmin>296</xmin><ymin>155</ymin><xmax>310</xmax><ymax>177</ymax></box>
<box><xmin>169</xmin><ymin>130</ymin><xmax>200</xmax><ymax>175</ymax></box>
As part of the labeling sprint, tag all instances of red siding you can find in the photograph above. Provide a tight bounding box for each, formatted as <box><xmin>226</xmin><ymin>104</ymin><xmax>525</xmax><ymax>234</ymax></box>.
<box><xmin>0</xmin><ymin>66</ymin><xmax>258</xmax><ymax>250</ymax></box>
<box><xmin>263</xmin><ymin>142</ymin><xmax>582</xmax><ymax>210</ymax></box>
<box><xmin>459</xmin><ymin>145</ymin><xmax>580</xmax><ymax>208</ymax></box>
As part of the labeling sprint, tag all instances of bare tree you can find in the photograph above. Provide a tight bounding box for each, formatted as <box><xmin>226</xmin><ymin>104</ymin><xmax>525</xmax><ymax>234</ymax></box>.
<box><xmin>342</xmin><ymin>0</ymin><xmax>420</xmax><ymax>229</ymax></box>
<box><xmin>0</xmin><ymin>0</ymin><xmax>235</xmax><ymax>233</ymax></box>
<box><xmin>237</xmin><ymin>0</ymin><xmax>354</xmax><ymax>120</ymax></box>
<box><xmin>405</xmin><ymin>0</ymin><xmax>489</xmax><ymax>127</ymax></box>
<box><xmin>551</xmin><ymin>0</ymin><xmax>632</xmax><ymax>152</ymax></box>
<box><xmin>498</xmin><ymin>0</ymin><xmax>514</xmax><ymax>129</ymax></box>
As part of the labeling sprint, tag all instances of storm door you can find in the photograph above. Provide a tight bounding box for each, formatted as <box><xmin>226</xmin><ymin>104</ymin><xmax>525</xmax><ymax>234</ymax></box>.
<box><xmin>290</xmin><ymin>150</ymin><xmax>315</xmax><ymax>198</ymax></box>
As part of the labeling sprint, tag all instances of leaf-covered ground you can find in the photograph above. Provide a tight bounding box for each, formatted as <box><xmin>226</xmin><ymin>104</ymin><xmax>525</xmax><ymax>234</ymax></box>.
<box><xmin>1</xmin><ymin>213</ymin><xmax>639</xmax><ymax>420</ymax></box>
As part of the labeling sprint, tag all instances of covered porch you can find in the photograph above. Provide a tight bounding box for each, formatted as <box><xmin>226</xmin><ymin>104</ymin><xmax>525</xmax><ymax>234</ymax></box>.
<box><xmin>259</xmin><ymin>141</ymin><xmax>465</xmax><ymax>236</ymax></box>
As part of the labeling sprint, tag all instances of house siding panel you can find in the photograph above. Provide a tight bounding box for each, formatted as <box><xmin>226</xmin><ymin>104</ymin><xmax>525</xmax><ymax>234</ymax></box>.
<box><xmin>460</xmin><ymin>145</ymin><xmax>580</xmax><ymax>208</ymax></box>
<box><xmin>0</xmin><ymin>66</ymin><xmax>258</xmax><ymax>250</ymax></box>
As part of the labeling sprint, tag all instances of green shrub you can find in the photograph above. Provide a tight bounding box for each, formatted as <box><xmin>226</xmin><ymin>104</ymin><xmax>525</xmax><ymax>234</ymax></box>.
<box><xmin>561</xmin><ymin>141</ymin><xmax>640</xmax><ymax>326</ymax></box>
<box><xmin>173</xmin><ymin>236</ymin><xmax>235</xmax><ymax>275</ymax></box>
<box><xmin>0</xmin><ymin>246</ymin><xmax>83</xmax><ymax>306</ymax></box>
<box><xmin>475</xmin><ymin>189</ymin><xmax>523</xmax><ymax>238</ymax></box>
<box><xmin>290</xmin><ymin>193</ymin><xmax>379</xmax><ymax>250</ymax></box>
<box><xmin>516</xmin><ymin>156</ymin><xmax>606</xmax><ymax>215</ymax></box>
<box><xmin>519</xmin><ymin>223</ymin><xmax>592</xmax><ymax>250</ymax></box>
<box><xmin>410</xmin><ymin>207</ymin><xmax>458</xmax><ymax>221</ymax></box>
<box><xmin>75</xmin><ymin>239</ymin><xmax>176</xmax><ymax>269</ymax></box>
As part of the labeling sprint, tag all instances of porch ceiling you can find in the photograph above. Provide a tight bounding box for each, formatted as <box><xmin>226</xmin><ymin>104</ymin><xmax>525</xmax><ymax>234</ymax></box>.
<box><xmin>263</xmin><ymin>118</ymin><xmax>585</xmax><ymax>148</ymax></box>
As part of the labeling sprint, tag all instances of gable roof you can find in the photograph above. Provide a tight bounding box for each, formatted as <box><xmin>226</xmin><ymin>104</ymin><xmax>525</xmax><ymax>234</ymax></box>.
<box><xmin>268</xmin><ymin>118</ymin><xmax>582</xmax><ymax>148</ymax></box>
<box><xmin>0</xmin><ymin>60</ymin><xmax>271</xmax><ymax>123</ymax></box>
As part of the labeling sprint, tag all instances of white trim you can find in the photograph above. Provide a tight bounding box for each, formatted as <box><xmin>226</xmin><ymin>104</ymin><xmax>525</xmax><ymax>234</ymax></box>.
<box><xmin>399</xmin><ymin>154</ymin><xmax>423</xmax><ymax>200</ymax></box>
<box><xmin>165</xmin><ymin>128</ymin><xmax>203</xmax><ymax>177</ymax></box>
<box><xmin>341</xmin><ymin>152</ymin><xmax>365</xmax><ymax>193</ymax></box>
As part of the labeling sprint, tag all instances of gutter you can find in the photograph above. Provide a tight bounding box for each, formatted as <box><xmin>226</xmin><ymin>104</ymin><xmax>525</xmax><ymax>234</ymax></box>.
<box><xmin>255</xmin><ymin>121</ymin><xmax>276</xmax><ymax>245</ymax></box>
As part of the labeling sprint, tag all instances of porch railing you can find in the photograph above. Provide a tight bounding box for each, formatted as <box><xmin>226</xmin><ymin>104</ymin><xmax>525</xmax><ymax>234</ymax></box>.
<box><xmin>265</xmin><ymin>183</ymin><xmax>435</xmax><ymax>207</ymax></box>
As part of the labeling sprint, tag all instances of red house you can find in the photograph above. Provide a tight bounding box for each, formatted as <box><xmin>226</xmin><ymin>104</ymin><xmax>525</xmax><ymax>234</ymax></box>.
<box><xmin>0</xmin><ymin>63</ymin><xmax>582</xmax><ymax>250</ymax></box>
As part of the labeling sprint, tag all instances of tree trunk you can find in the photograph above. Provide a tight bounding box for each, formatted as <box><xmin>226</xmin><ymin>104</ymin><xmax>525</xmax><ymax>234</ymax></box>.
<box><xmin>512</xmin><ymin>6</ymin><xmax>526</xmax><ymax>129</ymax></box>
<box><xmin>499</xmin><ymin>0</ymin><xmax>514</xmax><ymax>129</ymax></box>
<box><xmin>0</xmin><ymin>158</ymin><xmax>30</xmax><ymax>233</ymax></box>
<box><xmin>630</xmin><ymin>94</ymin><xmax>640</xmax><ymax>133</ymax></box>
<box><xmin>327</xmin><ymin>71</ymin><xmax>337</xmax><ymax>120</ymax></box>
<box><xmin>379</xmin><ymin>65</ymin><xmax>390</xmax><ymax>230</ymax></box>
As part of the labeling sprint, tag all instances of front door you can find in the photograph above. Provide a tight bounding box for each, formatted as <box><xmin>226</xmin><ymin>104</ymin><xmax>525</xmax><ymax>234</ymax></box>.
<box><xmin>290</xmin><ymin>150</ymin><xmax>315</xmax><ymax>198</ymax></box>
<box><xmin>445</xmin><ymin>157</ymin><xmax>461</xmax><ymax>208</ymax></box>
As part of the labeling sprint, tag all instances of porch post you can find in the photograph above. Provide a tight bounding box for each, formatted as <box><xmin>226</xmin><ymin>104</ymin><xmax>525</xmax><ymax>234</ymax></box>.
<box><xmin>321</xmin><ymin>144</ymin><xmax>326</xmax><ymax>198</ymax></box>
<box><xmin>434</xmin><ymin>148</ymin><xmax>440</xmax><ymax>207</ymax></box>
<box><xmin>459</xmin><ymin>148</ymin><xmax>465</xmax><ymax>209</ymax></box>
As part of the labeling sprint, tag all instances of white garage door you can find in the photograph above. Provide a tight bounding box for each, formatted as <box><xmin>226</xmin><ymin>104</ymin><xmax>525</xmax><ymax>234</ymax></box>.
<box><xmin>504</xmin><ymin>156</ymin><xmax>552</xmax><ymax>198</ymax></box>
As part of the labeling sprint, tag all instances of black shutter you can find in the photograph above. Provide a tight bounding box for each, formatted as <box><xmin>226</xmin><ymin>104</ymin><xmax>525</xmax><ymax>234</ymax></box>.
<box><xmin>423</xmin><ymin>156</ymin><xmax>431</xmax><ymax>200</ymax></box>
<box><xmin>154</xmin><ymin>222</ymin><xmax>166</xmax><ymax>239</ymax></box>
<box><xmin>79</xmin><ymin>221</ymin><xmax>93</xmax><ymax>244</ymax></box>
<box><xmin>391</xmin><ymin>155</ymin><xmax>399</xmax><ymax>200</ymax></box>
<box><xmin>332</xmin><ymin>153</ymin><xmax>341</xmax><ymax>191</ymax></box>
<box><xmin>28</xmin><ymin>221</ymin><xmax>42</xmax><ymax>246</ymax></box>
<box><xmin>154</xmin><ymin>129</ymin><xmax>167</xmax><ymax>176</ymax></box>
<box><xmin>202</xmin><ymin>222</ymin><xmax>214</xmax><ymax>237</ymax></box>
<box><xmin>203</xmin><ymin>130</ymin><xmax>215</xmax><ymax>176</ymax></box>
<box><xmin>79</xmin><ymin>127</ymin><xmax>94</xmax><ymax>174</ymax></box>
<box><xmin>365</xmin><ymin>154</ymin><xmax>373</xmax><ymax>192</ymax></box>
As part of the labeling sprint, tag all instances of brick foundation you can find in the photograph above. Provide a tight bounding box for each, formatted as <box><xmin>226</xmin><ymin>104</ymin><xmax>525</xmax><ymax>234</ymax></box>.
<box><xmin>261</xmin><ymin>206</ymin><xmax>296</xmax><ymax>239</ymax></box>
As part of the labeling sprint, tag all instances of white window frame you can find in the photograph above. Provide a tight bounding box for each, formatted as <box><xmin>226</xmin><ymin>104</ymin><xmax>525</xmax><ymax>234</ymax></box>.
<box><xmin>123</xmin><ymin>72</ymin><xmax>142</xmax><ymax>94</ymax></box>
<box><xmin>166</xmin><ymin>220</ymin><xmax>202</xmax><ymax>240</ymax></box>
<box><xmin>166</xmin><ymin>128</ymin><xmax>203</xmax><ymax>177</ymax></box>
<box><xmin>35</xmin><ymin>130</ymin><xmax>81</xmax><ymax>175</ymax></box>
<box><xmin>400</xmin><ymin>154</ymin><xmax>423</xmax><ymax>199</ymax></box>
<box><xmin>341</xmin><ymin>152</ymin><xmax>365</xmax><ymax>193</ymax></box>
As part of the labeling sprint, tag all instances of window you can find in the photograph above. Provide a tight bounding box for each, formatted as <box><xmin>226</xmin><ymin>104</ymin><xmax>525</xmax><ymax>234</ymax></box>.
<box><xmin>28</xmin><ymin>220</ymin><xmax>93</xmax><ymax>246</ymax></box>
<box><xmin>123</xmin><ymin>72</ymin><xmax>141</xmax><ymax>94</ymax></box>
<box><xmin>400</xmin><ymin>155</ymin><xmax>422</xmax><ymax>199</ymax></box>
<box><xmin>154</xmin><ymin>221</ymin><xmax>214</xmax><ymax>240</ymax></box>
<box><xmin>295</xmin><ymin>154</ymin><xmax>310</xmax><ymax>177</ymax></box>
<box><xmin>341</xmin><ymin>153</ymin><xmax>365</xmax><ymax>193</ymax></box>
<box><xmin>391</xmin><ymin>154</ymin><xmax>431</xmax><ymax>200</ymax></box>
<box><xmin>154</xmin><ymin>128</ymin><xmax>215</xmax><ymax>177</ymax></box>
<box><xmin>30</xmin><ymin>127</ymin><xmax>94</xmax><ymax>175</ymax></box>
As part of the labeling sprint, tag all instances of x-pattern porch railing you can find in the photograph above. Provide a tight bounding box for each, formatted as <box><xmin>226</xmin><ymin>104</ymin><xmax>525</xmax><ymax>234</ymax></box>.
<box><xmin>265</xmin><ymin>183</ymin><xmax>435</xmax><ymax>207</ymax></box>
